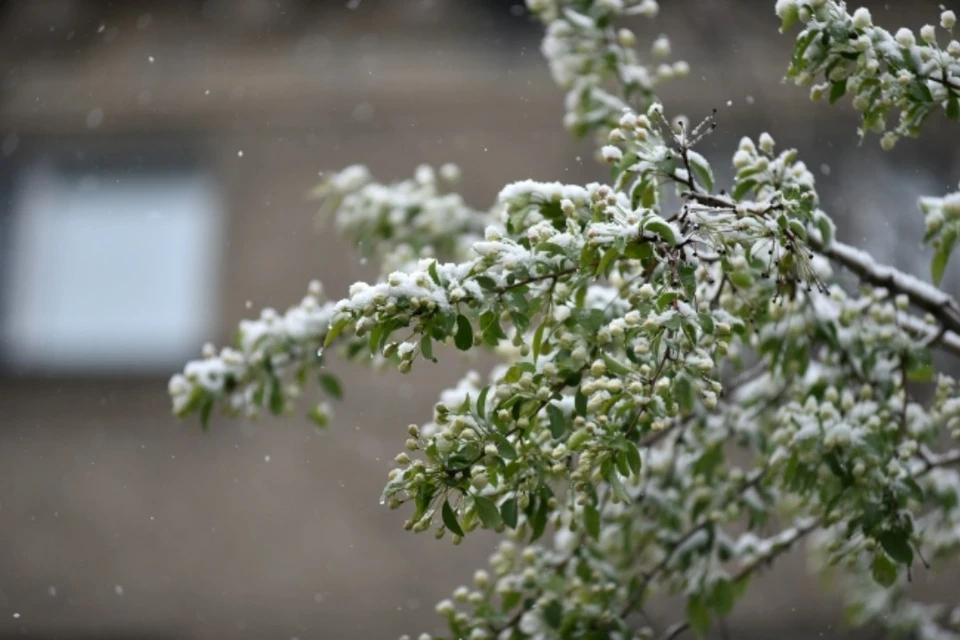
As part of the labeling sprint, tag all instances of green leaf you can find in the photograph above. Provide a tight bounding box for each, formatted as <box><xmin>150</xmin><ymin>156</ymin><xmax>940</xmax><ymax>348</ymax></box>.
<box><xmin>877</xmin><ymin>530</ymin><xmax>914</xmax><ymax>565</ymax></box>
<box><xmin>792</xmin><ymin>29</ymin><xmax>815</xmax><ymax>66</ymax></box>
<box><xmin>732</xmin><ymin>575</ymin><xmax>750</xmax><ymax>599</ymax></box>
<box><xmin>693</xmin><ymin>443</ymin><xmax>724</xmax><ymax>477</ymax></box>
<box><xmin>510</xmin><ymin>311</ymin><xmax>530</xmax><ymax>332</ymax></box>
<box><xmin>729</xmin><ymin>271</ymin><xmax>753</xmax><ymax>288</ymax></box>
<box><xmin>308</xmin><ymin>403</ymin><xmax>330</xmax><ymax>428</ymax></box>
<box><xmin>324</xmin><ymin>317</ymin><xmax>348</xmax><ymax>347</ymax></box>
<box><xmin>319</xmin><ymin>373</ymin><xmax>342</xmax><ymax>399</ymax></box>
<box><xmin>574</xmin><ymin>388</ymin><xmax>588</xmax><ymax>417</ymax></box>
<box><xmin>596</xmin><ymin>246</ymin><xmax>620</xmax><ymax>277</ymax></box>
<box><xmin>871</xmin><ymin>553</ymin><xmax>898</xmax><ymax>587</ymax></box>
<box><xmin>473</xmin><ymin>495</ymin><xmax>502</xmax><ymax>529</ymax></box>
<box><xmin>644</xmin><ymin>218</ymin><xmax>677</xmax><ymax>245</ymax></box>
<box><xmin>823</xmin><ymin>451</ymin><xmax>853</xmax><ymax>487</ymax></box>
<box><xmin>624</xmin><ymin>242</ymin><xmax>653</xmax><ymax>260</ymax></box>
<box><xmin>477</xmin><ymin>386</ymin><xmax>490</xmax><ymax>417</ymax></box>
<box><xmin>367</xmin><ymin>324</ymin><xmax>383</xmax><ymax>355</ymax></box>
<box><xmin>779</xmin><ymin>2</ymin><xmax>799</xmax><ymax>31</ymax></box>
<box><xmin>656</xmin><ymin>291</ymin><xmax>679</xmax><ymax>311</ymax></box>
<box><xmin>602</xmin><ymin>353</ymin><xmax>633</xmax><ymax>376</ymax></box>
<box><xmin>480</xmin><ymin>310</ymin><xmax>508</xmax><ymax>346</ymax></box>
<box><xmin>500</xmin><ymin>498</ymin><xmax>519</xmax><ymax>528</ymax></box>
<box><xmin>546</xmin><ymin>403</ymin><xmax>567</xmax><ymax>439</ymax></box>
<box><xmin>608</xmin><ymin>471</ymin><xmax>631</xmax><ymax>503</ymax></box>
<box><xmin>931</xmin><ymin>229</ymin><xmax>956</xmax><ymax>286</ymax></box>
<box><xmin>475</xmin><ymin>275</ymin><xmax>498</xmax><ymax>290</ymax></box>
<box><xmin>420</xmin><ymin>335</ymin><xmax>435</xmax><ymax>361</ymax></box>
<box><xmin>698</xmin><ymin>312</ymin><xmax>715</xmax><ymax>335</ymax></box>
<box><xmin>625</xmin><ymin>444</ymin><xmax>642</xmax><ymax>477</ymax></box>
<box><xmin>199</xmin><ymin>398</ymin><xmax>214</xmax><ymax>430</ymax></box>
<box><xmin>269</xmin><ymin>378</ymin><xmax>285</xmax><ymax>415</ymax></box>
<box><xmin>177</xmin><ymin>387</ymin><xmax>207</xmax><ymax>418</ymax></box>
<box><xmin>495</xmin><ymin>436</ymin><xmax>518</xmax><ymax>460</ymax></box>
<box><xmin>532</xmin><ymin>322</ymin><xmax>546</xmax><ymax>364</ymax></box>
<box><xmin>711</xmin><ymin>579</ymin><xmax>736</xmax><ymax>617</ymax></box>
<box><xmin>413</xmin><ymin>486</ymin><xmax>436</xmax><ymax>521</ymax></box>
<box><xmin>501</xmin><ymin>590</ymin><xmax>522</xmax><ymax>612</ymax></box>
<box><xmin>817</xmin><ymin>213</ymin><xmax>834</xmax><ymax>246</ymax></box>
<box><xmin>902</xmin><ymin>476</ymin><xmax>925</xmax><ymax>501</ymax></box>
<box><xmin>583</xmin><ymin>503</ymin><xmax>601</xmax><ymax>539</ymax></box>
<box><xmin>455</xmin><ymin>314</ymin><xmax>474</xmax><ymax>350</ymax></box>
<box><xmin>615</xmin><ymin>450</ymin><xmax>630</xmax><ymax>477</ymax></box>
<box><xmin>907</xmin><ymin>349</ymin><xmax>934</xmax><ymax>382</ymax></box>
<box><xmin>442</xmin><ymin>499</ymin><xmax>465</xmax><ymax>537</ymax></box>
<box><xmin>568</xmin><ymin>428</ymin><xmax>590</xmax><ymax>451</ymax></box>
<box><xmin>829</xmin><ymin>80</ymin><xmax>847</xmax><ymax>104</ymax></box>
<box><xmin>732</xmin><ymin>179</ymin><xmax>757</xmax><ymax>201</ymax></box>
<box><xmin>674</xmin><ymin>375</ymin><xmax>695</xmax><ymax>413</ymax></box>
<box><xmin>787</xmin><ymin>219</ymin><xmax>807</xmax><ymax>241</ymax></box>
<box><xmin>580</xmin><ymin>244</ymin><xmax>599</xmax><ymax>270</ymax></box>
<box><xmin>529</xmin><ymin>495</ymin><xmax>550</xmax><ymax>542</ymax></box>
<box><xmin>907</xmin><ymin>81</ymin><xmax>933</xmax><ymax>103</ymax></box>
<box><xmin>543</xmin><ymin>600</ymin><xmax>563</xmax><ymax>629</ymax></box>
<box><xmin>572</xmin><ymin>309</ymin><xmax>606</xmax><ymax>333</ymax></box>
<box><xmin>686</xmin><ymin>594</ymin><xmax>711</xmax><ymax>638</ymax></box>
<box><xmin>687</xmin><ymin>151</ymin><xmax>715</xmax><ymax>192</ymax></box>
<box><xmin>428</xmin><ymin>260</ymin><xmax>441</xmax><ymax>285</ymax></box>
<box><xmin>947</xmin><ymin>95</ymin><xmax>960</xmax><ymax>121</ymax></box>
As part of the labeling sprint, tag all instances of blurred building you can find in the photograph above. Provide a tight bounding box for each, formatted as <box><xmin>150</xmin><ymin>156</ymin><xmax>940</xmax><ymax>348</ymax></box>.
<box><xmin>0</xmin><ymin>0</ymin><xmax>957</xmax><ymax>638</ymax></box>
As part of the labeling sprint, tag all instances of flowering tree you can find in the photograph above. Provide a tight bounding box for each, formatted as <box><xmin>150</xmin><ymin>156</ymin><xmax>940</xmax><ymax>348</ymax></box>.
<box><xmin>169</xmin><ymin>1</ymin><xmax>960</xmax><ymax>638</ymax></box>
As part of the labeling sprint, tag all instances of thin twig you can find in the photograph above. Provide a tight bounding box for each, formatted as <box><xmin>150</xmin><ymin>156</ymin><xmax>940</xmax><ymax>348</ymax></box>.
<box><xmin>619</xmin><ymin>523</ymin><xmax>710</xmax><ymax>618</ymax></box>
<box><xmin>813</xmin><ymin>238</ymin><xmax>960</xmax><ymax>340</ymax></box>
<box><xmin>654</xmin><ymin>518</ymin><xmax>821</xmax><ymax>640</ymax></box>
<box><xmin>494</xmin><ymin>267</ymin><xmax>578</xmax><ymax>294</ymax></box>
<box><xmin>681</xmin><ymin>191</ymin><xmax>960</xmax><ymax>358</ymax></box>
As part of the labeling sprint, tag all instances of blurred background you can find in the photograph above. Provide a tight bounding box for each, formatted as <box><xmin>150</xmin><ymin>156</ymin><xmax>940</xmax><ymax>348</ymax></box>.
<box><xmin>0</xmin><ymin>0</ymin><xmax>958</xmax><ymax>638</ymax></box>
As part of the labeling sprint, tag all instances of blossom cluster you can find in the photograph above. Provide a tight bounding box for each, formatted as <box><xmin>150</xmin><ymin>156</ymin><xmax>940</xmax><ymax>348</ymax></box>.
<box><xmin>528</xmin><ymin>0</ymin><xmax>688</xmax><ymax>140</ymax></box>
<box><xmin>169</xmin><ymin>280</ymin><xmax>338</xmax><ymax>428</ymax></box>
<box><xmin>777</xmin><ymin>1</ymin><xmax>959</xmax><ymax>147</ymax></box>
<box><xmin>919</xmin><ymin>184</ymin><xmax>960</xmax><ymax>285</ymax></box>
<box><xmin>313</xmin><ymin>163</ymin><xmax>490</xmax><ymax>274</ymax></box>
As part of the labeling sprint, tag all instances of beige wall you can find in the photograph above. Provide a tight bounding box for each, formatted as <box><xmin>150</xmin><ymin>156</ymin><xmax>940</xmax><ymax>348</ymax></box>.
<box><xmin>0</xmin><ymin>1</ymin><xmax>956</xmax><ymax>638</ymax></box>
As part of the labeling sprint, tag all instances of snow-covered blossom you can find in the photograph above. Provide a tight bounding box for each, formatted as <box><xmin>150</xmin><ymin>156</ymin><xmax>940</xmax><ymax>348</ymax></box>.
<box><xmin>531</xmin><ymin>0</ymin><xmax>684</xmax><ymax>141</ymax></box>
<box><xmin>942</xmin><ymin>10</ymin><xmax>956</xmax><ymax>31</ymax></box>
<box><xmin>169</xmin><ymin>281</ymin><xmax>338</xmax><ymax>424</ymax></box>
<box><xmin>918</xmin><ymin>185</ymin><xmax>960</xmax><ymax>285</ymax></box>
<box><xmin>783</xmin><ymin>1</ymin><xmax>960</xmax><ymax>146</ymax></box>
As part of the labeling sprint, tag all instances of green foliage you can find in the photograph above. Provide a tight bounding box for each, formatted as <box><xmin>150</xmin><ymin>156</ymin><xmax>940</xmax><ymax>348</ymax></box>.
<box><xmin>168</xmin><ymin>2</ymin><xmax>960</xmax><ymax>639</ymax></box>
<box><xmin>781</xmin><ymin>1</ymin><xmax>960</xmax><ymax>148</ymax></box>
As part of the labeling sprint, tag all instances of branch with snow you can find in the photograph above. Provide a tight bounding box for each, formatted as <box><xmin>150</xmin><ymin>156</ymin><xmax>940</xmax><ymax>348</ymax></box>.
<box><xmin>816</xmin><ymin>237</ymin><xmax>960</xmax><ymax>351</ymax></box>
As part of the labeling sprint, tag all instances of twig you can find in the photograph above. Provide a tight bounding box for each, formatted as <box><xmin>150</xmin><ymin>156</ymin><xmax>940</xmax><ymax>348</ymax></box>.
<box><xmin>680</xmin><ymin>190</ymin><xmax>960</xmax><ymax>357</ymax></box>
<box><xmin>619</xmin><ymin>523</ymin><xmax>710</xmax><ymax>618</ymax></box>
<box><xmin>897</xmin><ymin>313</ymin><xmax>960</xmax><ymax>358</ymax></box>
<box><xmin>494</xmin><ymin>267</ymin><xmax>578</xmax><ymax>294</ymax></box>
<box><xmin>813</xmin><ymin>238</ymin><xmax>960</xmax><ymax>341</ymax></box>
<box><xmin>918</xmin><ymin>448</ymin><xmax>960</xmax><ymax>475</ymax></box>
<box><xmin>654</xmin><ymin>518</ymin><xmax>821</xmax><ymax>640</ymax></box>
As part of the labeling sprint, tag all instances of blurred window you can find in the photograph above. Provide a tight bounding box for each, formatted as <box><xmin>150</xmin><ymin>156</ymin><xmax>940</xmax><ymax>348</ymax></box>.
<box><xmin>0</xmin><ymin>157</ymin><xmax>223</xmax><ymax>374</ymax></box>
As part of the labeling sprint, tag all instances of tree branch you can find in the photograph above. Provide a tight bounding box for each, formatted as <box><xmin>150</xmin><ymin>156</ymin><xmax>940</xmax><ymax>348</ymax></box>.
<box><xmin>682</xmin><ymin>191</ymin><xmax>960</xmax><ymax>356</ymax></box>
<box><xmin>619</xmin><ymin>523</ymin><xmax>710</xmax><ymax>618</ymax></box>
<box><xmin>918</xmin><ymin>448</ymin><xmax>960</xmax><ymax>475</ymax></box>
<box><xmin>655</xmin><ymin>518</ymin><xmax>821</xmax><ymax>640</ymax></box>
<box><xmin>896</xmin><ymin>313</ymin><xmax>960</xmax><ymax>357</ymax></box>
<box><xmin>812</xmin><ymin>237</ymin><xmax>960</xmax><ymax>346</ymax></box>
